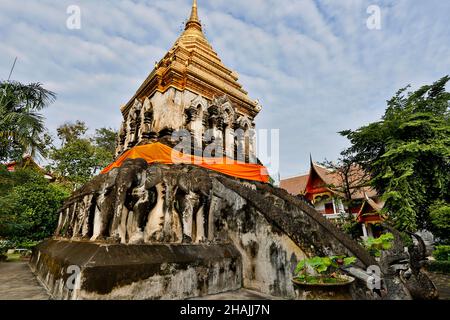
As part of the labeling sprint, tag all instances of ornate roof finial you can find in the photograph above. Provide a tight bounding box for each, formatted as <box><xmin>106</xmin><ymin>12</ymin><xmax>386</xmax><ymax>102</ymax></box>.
<box><xmin>185</xmin><ymin>0</ymin><xmax>202</xmax><ymax>31</ymax></box>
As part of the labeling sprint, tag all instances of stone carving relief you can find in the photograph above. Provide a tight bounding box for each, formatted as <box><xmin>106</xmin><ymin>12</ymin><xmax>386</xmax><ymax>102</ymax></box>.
<box><xmin>185</xmin><ymin>94</ymin><xmax>208</xmax><ymax>150</ymax></box>
<box><xmin>115</xmin><ymin>92</ymin><xmax>256</xmax><ymax>161</ymax></box>
<box><xmin>55</xmin><ymin>160</ymin><xmax>213</xmax><ymax>245</ymax></box>
<box><xmin>139</xmin><ymin>98</ymin><xmax>156</xmax><ymax>142</ymax></box>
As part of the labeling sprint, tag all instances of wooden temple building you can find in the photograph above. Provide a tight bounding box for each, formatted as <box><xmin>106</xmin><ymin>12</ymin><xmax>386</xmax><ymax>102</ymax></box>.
<box><xmin>4</xmin><ymin>155</ymin><xmax>55</xmax><ymax>181</ymax></box>
<box><xmin>280</xmin><ymin>159</ymin><xmax>384</xmax><ymax>238</ymax></box>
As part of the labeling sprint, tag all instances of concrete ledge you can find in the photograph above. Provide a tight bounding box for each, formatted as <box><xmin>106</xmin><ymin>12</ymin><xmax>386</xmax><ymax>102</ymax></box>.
<box><xmin>30</xmin><ymin>239</ymin><xmax>242</xmax><ymax>300</ymax></box>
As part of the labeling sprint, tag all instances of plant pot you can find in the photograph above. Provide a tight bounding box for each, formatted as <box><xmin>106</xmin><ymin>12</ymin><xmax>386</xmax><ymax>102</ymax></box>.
<box><xmin>292</xmin><ymin>275</ymin><xmax>355</xmax><ymax>300</ymax></box>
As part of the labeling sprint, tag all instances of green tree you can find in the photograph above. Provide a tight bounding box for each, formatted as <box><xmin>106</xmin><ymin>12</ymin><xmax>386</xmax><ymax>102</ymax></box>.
<box><xmin>0</xmin><ymin>167</ymin><xmax>69</xmax><ymax>241</ymax></box>
<box><xmin>50</xmin><ymin>121</ymin><xmax>117</xmax><ymax>188</ymax></box>
<box><xmin>430</xmin><ymin>202</ymin><xmax>450</xmax><ymax>244</ymax></box>
<box><xmin>0</xmin><ymin>81</ymin><xmax>56</xmax><ymax>161</ymax></box>
<box><xmin>92</xmin><ymin>127</ymin><xmax>117</xmax><ymax>170</ymax></box>
<box><xmin>50</xmin><ymin>138</ymin><xmax>100</xmax><ymax>187</ymax></box>
<box><xmin>340</xmin><ymin>76</ymin><xmax>450</xmax><ymax>234</ymax></box>
<box><xmin>56</xmin><ymin>120</ymin><xmax>88</xmax><ymax>146</ymax></box>
<box><xmin>94</xmin><ymin>127</ymin><xmax>117</xmax><ymax>155</ymax></box>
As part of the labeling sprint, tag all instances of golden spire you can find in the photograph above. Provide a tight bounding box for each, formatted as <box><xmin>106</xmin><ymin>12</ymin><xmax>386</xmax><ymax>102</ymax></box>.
<box><xmin>185</xmin><ymin>0</ymin><xmax>202</xmax><ymax>31</ymax></box>
<box><xmin>123</xmin><ymin>0</ymin><xmax>260</xmax><ymax>118</ymax></box>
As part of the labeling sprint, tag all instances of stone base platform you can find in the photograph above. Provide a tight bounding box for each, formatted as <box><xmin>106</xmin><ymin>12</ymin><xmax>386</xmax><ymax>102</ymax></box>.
<box><xmin>29</xmin><ymin>239</ymin><xmax>242</xmax><ymax>300</ymax></box>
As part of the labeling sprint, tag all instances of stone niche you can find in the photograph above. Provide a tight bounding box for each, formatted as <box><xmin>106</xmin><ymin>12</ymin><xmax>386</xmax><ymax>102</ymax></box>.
<box><xmin>115</xmin><ymin>89</ymin><xmax>256</xmax><ymax>161</ymax></box>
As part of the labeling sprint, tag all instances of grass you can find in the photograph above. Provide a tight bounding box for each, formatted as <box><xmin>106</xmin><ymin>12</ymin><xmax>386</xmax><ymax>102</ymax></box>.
<box><xmin>6</xmin><ymin>253</ymin><xmax>22</xmax><ymax>262</ymax></box>
<box><xmin>0</xmin><ymin>252</ymin><xmax>31</xmax><ymax>263</ymax></box>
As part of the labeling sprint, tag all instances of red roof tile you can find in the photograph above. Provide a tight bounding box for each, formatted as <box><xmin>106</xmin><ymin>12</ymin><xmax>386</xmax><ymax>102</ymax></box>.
<box><xmin>279</xmin><ymin>174</ymin><xmax>309</xmax><ymax>196</ymax></box>
<box><xmin>281</xmin><ymin>162</ymin><xmax>378</xmax><ymax>199</ymax></box>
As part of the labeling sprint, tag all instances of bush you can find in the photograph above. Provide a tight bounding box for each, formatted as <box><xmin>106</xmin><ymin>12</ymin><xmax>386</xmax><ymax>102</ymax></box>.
<box><xmin>430</xmin><ymin>202</ymin><xmax>450</xmax><ymax>244</ymax></box>
<box><xmin>342</xmin><ymin>220</ymin><xmax>363</xmax><ymax>239</ymax></box>
<box><xmin>0</xmin><ymin>239</ymin><xmax>14</xmax><ymax>261</ymax></box>
<box><xmin>0</xmin><ymin>168</ymin><xmax>70</xmax><ymax>242</ymax></box>
<box><xmin>0</xmin><ymin>239</ymin><xmax>14</xmax><ymax>254</ymax></box>
<box><xmin>15</xmin><ymin>240</ymin><xmax>39</xmax><ymax>251</ymax></box>
<box><xmin>433</xmin><ymin>245</ymin><xmax>450</xmax><ymax>261</ymax></box>
<box><xmin>294</xmin><ymin>255</ymin><xmax>357</xmax><ymax>284</ymax></box>
<box><xmin>426</xmin><ymin>261</ymin><xmax>450</xmax><ymax>274</ymax></box>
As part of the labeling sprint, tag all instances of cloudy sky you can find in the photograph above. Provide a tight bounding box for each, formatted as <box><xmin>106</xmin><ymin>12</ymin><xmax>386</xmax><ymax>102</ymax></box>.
<box><xmin>1</xmin><ymin>0</ymin><xmax>449</xmax><ymax>178</ymax></box>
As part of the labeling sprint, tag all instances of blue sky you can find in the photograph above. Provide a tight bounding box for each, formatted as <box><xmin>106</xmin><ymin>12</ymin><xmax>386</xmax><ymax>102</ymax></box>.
<box><xmin>1</xmin><ymin>0</ymin><xmax>449</xmax><ymax>178</ymax></box>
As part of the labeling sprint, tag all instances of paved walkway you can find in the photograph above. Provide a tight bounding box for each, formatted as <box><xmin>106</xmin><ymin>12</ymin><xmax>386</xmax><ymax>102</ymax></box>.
<box><xmin>0</xmin><ymin>261</ymin><xmax>49</xmax><ymax>300</ymax></box>
<box><xmin>428</xmin><ymin>272</ymin><xmax>450</xmax><ymax>300</ymax></box>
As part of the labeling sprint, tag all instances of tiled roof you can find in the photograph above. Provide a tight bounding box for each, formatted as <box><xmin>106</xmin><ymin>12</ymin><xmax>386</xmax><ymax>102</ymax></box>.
<box><xmin>280</xmin><ymin>162</ymin><xmax>378</xmax><ymax>199</ymax></box>
<box><xmin>312</xmin><ymin>163</ymin><xmax>377</xmax><ymax>199</ymax></box>
<box><xmin>279</xmin><ymin>174</ymin><xmax>309</xmax><ymax>195</ymax></box>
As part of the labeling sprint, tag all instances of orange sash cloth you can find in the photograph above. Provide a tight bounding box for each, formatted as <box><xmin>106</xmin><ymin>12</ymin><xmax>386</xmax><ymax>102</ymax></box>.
<box><xmin>101</xmin><ymin>142</ymin><xmax>270</xmax><ymax>183</ymax></box>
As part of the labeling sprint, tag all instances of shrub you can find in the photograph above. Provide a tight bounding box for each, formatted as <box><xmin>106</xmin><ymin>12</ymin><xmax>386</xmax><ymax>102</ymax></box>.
<box><xmin>16</xmin><ymin>240</ymin><xmax>39</xmax><ymax>251</ymax></box>
<box><xmin>430</xmin><ymin>202</ymin><xmax>450</xmax><ymax>244</ymax></box>
<box><xmin>341</xmin><ymin>219</ymin><xmax>363</xmax><ymax>239</ymax></box>
<box><xmin>0</xmin><ymin>239</ymin><xmax>13</xmax><ymax>261</ymax></box>
<box><xmin>0</xmin><ymin>168</ymin><xmax>70</xmax><ymax>242</ymax></box>
<box><xmin>426</xmin><ymin>261</ymin><xmax>450</xmax><ymax>274</ymax></box>
<box><xmin>294</xmin><ymin>255</ymin><xmax>357</xmax><ymax>284</ymax></box>
<box><xmin>433</xmin><ymin>245</ymin><xmax>450</xmax><ymax>261</ymax></box>
<box><xmin>0</xmin><ymin>239</ymin><xmax>13</xmax><ymax>254</ymax></box>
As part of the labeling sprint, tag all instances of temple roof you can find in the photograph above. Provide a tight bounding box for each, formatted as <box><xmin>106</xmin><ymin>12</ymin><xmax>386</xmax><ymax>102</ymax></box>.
<box><xmin>122</xmin><ymin>0</ymin><xmax>261</xmax><ymax>118</ymax></box>
<box><xmin>3</xmin><ymin>155</ymin><xmax>55</xmax><ymax>180</ymax></box>
<box><xmin>280</xmin><ymin>161</ymin><xmax>378</xmax><ymax>200</ymax></box>
<box><xmin>308</xmin><ymin>162</ymin><xmax>378</xmax><ymax>199</ymax></box>
<box><xmin>280</xmin><ymin>173</ymin><xmax>309</xmax><ymax>195</ymax></box>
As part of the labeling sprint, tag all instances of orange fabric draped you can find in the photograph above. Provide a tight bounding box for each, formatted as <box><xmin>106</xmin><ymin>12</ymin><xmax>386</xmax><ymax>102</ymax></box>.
<box><xmin>101</xmin><ymin>142</ymin><xmax>270</xmax><ymax>183</ymax></box>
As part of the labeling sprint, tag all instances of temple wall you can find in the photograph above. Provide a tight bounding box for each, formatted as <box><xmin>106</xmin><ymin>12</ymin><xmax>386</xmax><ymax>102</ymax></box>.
<box><xmin>150</xmin><ymin>88</ymin><xmax>194</xmax><ymax>133</ymax></box>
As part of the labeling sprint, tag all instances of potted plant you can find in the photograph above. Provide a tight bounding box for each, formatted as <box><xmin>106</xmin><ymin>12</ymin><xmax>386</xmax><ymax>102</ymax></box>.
<box><xmin>292</xmin><ymin>255</ymin><xmax>357</xmax><ymax>300</ymax></box>
<box><xmin>363</xmin><ymin>233</ymin><xmax>394</xmax><ymax>258</ymax></box>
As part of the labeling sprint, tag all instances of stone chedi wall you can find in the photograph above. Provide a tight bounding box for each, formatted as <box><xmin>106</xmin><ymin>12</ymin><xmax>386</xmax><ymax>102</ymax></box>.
<box><xmin>116</xmin><ymin>93</ymin><xmax>257</xmax><ymax>161</ymax></box>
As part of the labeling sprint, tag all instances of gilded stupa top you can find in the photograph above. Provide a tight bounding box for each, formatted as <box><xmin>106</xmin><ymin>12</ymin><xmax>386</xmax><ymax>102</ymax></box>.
<box><xmin>122</xmin><ymin>0</ymin><xmax>261</xmax><ymax>118</ymax></box>
<box><xmin>185</xmin><ymin>0</ymin><xmax>202</xmax><ymax>31</ymax></box>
